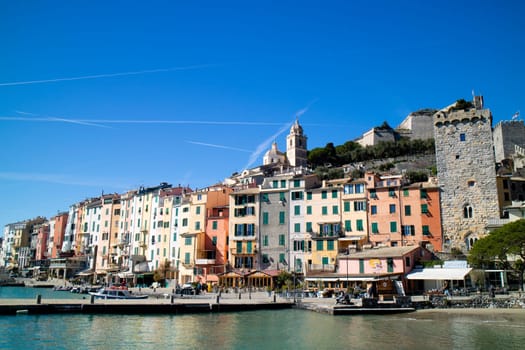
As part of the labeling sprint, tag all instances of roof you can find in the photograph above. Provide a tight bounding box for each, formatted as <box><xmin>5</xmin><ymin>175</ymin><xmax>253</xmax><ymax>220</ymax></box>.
<box><xmin>406</xmin><ymin>267</ymin><xmax>473</xmax><ymax>280</ymax></box>
<box><xmin>345</xmin><ymin>246</ymin><xmax>419</xmax><ymax>259</ymax></box>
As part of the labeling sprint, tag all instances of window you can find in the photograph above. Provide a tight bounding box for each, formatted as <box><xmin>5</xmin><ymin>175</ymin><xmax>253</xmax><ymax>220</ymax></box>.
<box><xmin>403</xmin><ymin>189</ymin><xmax>409</xmax><ymax>197</ymax></box>
<box><xmin>370</xmin><ymin>190</ymin><xmax>377</xmax><ymax>199</ymax></box>
<box><xmin>279</xmin><ymin>253</ymin><xmax>286</xmax><ymax>263</ymax></box>
<box><xmin>247</xmin><ymin>241</ymin><xmax>252</xmax><ymax>253</ymax></box>
<box><xmin>322</xmin><ymin>191</ymin><xmax>327</xmax><ymax>199</ymax></box>
<box><xmin>262</xmin><ymin>254</ymin><xmax>269</xmax><ymax>264</ymax></box>
<box><xmin>322</xmin><ymin>206</ymin><xmax>328</xmax><ymax>215</ymax></box>
<box><xmin>389</xmin><ymin>204</ymin><xmax>396</xmax><ymax>214</ymax></box>
<box><xmin>464</xmin><ymin>205</ymin><xmax>473</xmax><ymax>218</ymax></box>
<box><xmin>196</xmin><ymin>206</ymin><xmax>201</xmax><ymax>215</ymax></box>
<box><xmin>316</xmin><ymin>240</ymin><xmax>323</xmax><ymax>251</ymax></box>
<box><xmin>355</xmin><ymin>183</ymin><xmax>364</xmax><ymax>193</ymax></box>
<box><xmin>404</xmin><ymin>205</ymin><xmax>411</xmax><ymax>216</ymax></box>
<box><xmin>306</xmin><ymin>206</ymin><xmax>312</xmax><ymax>215</ymax></box>
<box><xmin>389</xmin><ymin>188</ymin><xmax>396</xmax><ymax>197</ymax></box>
<box><xmin>327</xmin><ymin>240</ymin><xmax>334</xmax><ymax>251</ymax></box>
<box><xmin>354</xmin><ymin>201</ymin><xmax>366</xmax><ymax>211</ymax></box>
<box><xmin>306</xmin><ymin>222</ymin><xmax>312</xmax><ymax>232</ymax></box>
<box><xmin>344</xmin><ymin>184</ymin><xmax>353</xmax><ymax>194</ymax></box>
<box><xmin>279</xmin><ymin>192</ymin><xmax>286</xmax><ymax>201</ymax></box>
<box><xmin>371</xmin><ymin>222</ymin><xmax>379</xmax><ymax>233</ymax></box>
<box><xmin>195</xmin><ymin>221</ymin><xmax>201</xmax><ymax>230</ymax></box>
<box><xmin>420</xmin><ymin>189</ymin><xmax>427</xmax><ymax>199</ymax></box>
<box><xmin>263</xmin><ymin>212</ymin><xmax>269</xmax><ymax>225</ymax></box>
<box><xmin>306</xmin><ymin>192</ymin><xmax>312</xmax><ymax>200</ymax></box>
<box><xmin>422</xmin><ymin>225</ymin><xmax>430</xmax><ymax>236</ymax></box>
<box><xmin>332</xmin><ymin>190</ymin><xmax>338</xmax><ymax>198</ymax></box>
<box><xmin>279</xmin><ymin>211</ymin><xmax>285</xmax><ymax>224</ymax></box>
<box><xmin>421</xmin><ymin>204</ymin><xmax>428</xmax><ymax>214</ymax></box>
<box><xmin>332</xmin><ymin>205</ymin><xmax>338</xmax><ymax>215</ymax></box>
<box><xmin>294</xmin><ymin>179</ymin><xmax>300</xmax><ymax>188</ymax></box>
<box><xmin>279</xmin><ymin>234</ymin><xmax>285</xmax><ymax>246</ymax></box>
<box><xmin>261</xmin><ymin>193</ymin><xmax>269</xmax><ymax>202</ymax></box>
<box><xmin>182</xmin><ymin>218</ymin><xmax>188</xmax><ymax>227</ymax></box>
<box><xmin>212</xmin><ymin>236</ymin><xmax>217</xmax><ymax>245</ymax></box>
<box><xmin>359</xmin><ymin>259</ymin><xmax>364</xmax><ymax>273</ymax></box>
<box><xmin>236</xmin><ymin>241</ymin><xmax>242</xmax><ymax>253</ymax></box>
<box><xmin>294</xmin><ymin>223</ymin><xmax>301</xmax><ymax>233</ymax></box>
<box><xmin>272</xmin><ymin>180</ymin><xmax>278</xmax><ymax>188</ymax></box>
<box><xmin>184</xmin><ymin>253</ymin><xmax>190</xmax><ymax>264</ymax></box>
<box><xmin>390</xmin><ymin>221</ymin><xmax>397</xmax><ymax>233</ymax></box>
<box><xmin>405</xmin><ymin>257</ymin><xmax>411</xmax><ymax>267</ymax></box>
<box><xmin>387</xmin><ymin>258</ymin><xmax>394</xmax><ymax>273</ymax></box>
<box><xmin>212</xmin><ymin>221</ymin><xmax>218</xmax><ymax>230</ymax></box>
<box><xmin>291</xmin><ymin>191</ymin><xmax>303</xmax><ymax>200</ymax></box>
<box><xmin>371</xmin><ymin>205</ymin><xmax>377</xmax><ymax>215</ymax></box>
<box><xmin>185</xmin><ymin>237</ymin><xmax>192</xmax><ymax>246</ymax></box>
<box><xmin>356</xmin><ymin>220</ymin><xmax>364</xmax><ymax>231</ymax></box>
<box><xmin>460</xmin><ymin>133</ymin><xmax>466</xmax><ymax>141</ymax></box>
<box><xmin>281</xmin><ymin>180</ymin><xmax>286</xmax><ymax>188</ymax></box>
<box><xmin>344</xmin><ymin>201</ymin><xmax>350</xmax><ymax>212</ymax></box>
<box><xmin>468</xmin><ymin>180</ymin><xmax>476</xmax><ymax>187</ymax></box>
<box><xmin>402</xmin><ymin>225</ymin><xmax>415</xmax><ymax>236</ymax></box>
<box><xmin>263</xmin><ymin>235</ymin><xmax>269</xmax><ymax>246</ymax></box>
<box><xmin>294</xmin><ymin>205</ymin><xmax>300</xmax><ymax>215</ymax></box>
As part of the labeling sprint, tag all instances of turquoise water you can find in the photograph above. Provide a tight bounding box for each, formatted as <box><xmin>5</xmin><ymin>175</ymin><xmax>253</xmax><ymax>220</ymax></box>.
<box><xmin>1</xmin><ymin>309</ymin><xmax>525</xmax><ymax>349</ymax></box>
<box><xmin>0</xmin><ymin>286</ymin><xmax>86</xmax><ymax>300</ymax></box>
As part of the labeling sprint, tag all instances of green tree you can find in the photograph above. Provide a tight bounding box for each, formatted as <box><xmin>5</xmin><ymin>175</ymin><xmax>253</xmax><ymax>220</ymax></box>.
<box><xmin>468</xmin><ymin>219</ymin><xmax>525</xmax><ymax>291</ymax></box>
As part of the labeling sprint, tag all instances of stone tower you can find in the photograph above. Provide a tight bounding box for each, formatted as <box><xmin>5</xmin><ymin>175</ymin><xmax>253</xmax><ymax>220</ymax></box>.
<box><xmin>433</xmin><ymin>97</ymin><xmax>500</xmax><ymax>252</ymax></box>
<box><xmin>286</xmin><ymin>119</ymin><xmax>308</xmax><ymax>168</ymax></box>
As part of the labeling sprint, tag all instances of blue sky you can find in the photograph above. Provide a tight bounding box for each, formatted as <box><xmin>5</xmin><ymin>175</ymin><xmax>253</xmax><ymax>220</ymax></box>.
<box><xmin>1</xmin><ymin>1</ymin><xmax>524</xmax><ymax>230</ymax></box>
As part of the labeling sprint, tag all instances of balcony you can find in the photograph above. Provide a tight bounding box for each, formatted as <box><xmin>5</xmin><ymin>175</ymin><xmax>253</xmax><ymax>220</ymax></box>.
<box><xmin>308</xmin><ymin>263</ymin><xmax>336</xmax><ymax>272</ymax></box>
<box><xmin>195</xmin><ymin>258</ymin><xmax>216</xmax><ymax>265</ymax></box>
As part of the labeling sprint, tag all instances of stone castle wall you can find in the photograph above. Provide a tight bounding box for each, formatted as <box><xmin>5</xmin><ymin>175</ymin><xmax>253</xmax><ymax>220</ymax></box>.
<box><xmin>433</xmin><ymin>108</ymin><xmax>500</xmax><ymax>251</ymax></box>
<box><xmin>493</xmin><ymin>120</ymin><xmax>525</xmax><ymax>163</ymax></box>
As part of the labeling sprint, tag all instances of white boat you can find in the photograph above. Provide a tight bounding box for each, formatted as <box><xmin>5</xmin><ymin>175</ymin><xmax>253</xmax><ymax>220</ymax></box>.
<box><xmin>89</xmin><ymin>287</ymin><xmax>148</xmax><ymax>300</ymax></box>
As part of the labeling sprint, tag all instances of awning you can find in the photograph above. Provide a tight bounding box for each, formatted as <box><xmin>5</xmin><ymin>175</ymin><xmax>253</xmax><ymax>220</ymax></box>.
<box><xmin>406</xmin><ymin>268</ymin><xmax>473</xmax><ymax>280</ymax></box>
<box><xmin>339</xmin><ymin>236</ymin><xmax>365</xmax><ymax>241</ymax></box>
<box><xmin>76</xmin><ymin>269</ymin><xmax>94</xmax><ymax>276</ymax></box>
<box><xmin>305</xmin><ymin>276</ymin><xmax>394</xmax><ymax>282</ymax></box>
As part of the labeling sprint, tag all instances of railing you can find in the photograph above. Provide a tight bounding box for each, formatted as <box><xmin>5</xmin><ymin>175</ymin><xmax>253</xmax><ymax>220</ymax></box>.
<box><xmin>308</xmin><ymin>264</ymin><xmax>336</xmax><ymax>272</ymax></box>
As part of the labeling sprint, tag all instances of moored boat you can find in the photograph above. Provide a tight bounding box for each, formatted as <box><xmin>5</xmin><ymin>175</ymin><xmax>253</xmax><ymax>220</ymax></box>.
<box><xmin>88</xmin><ymin>287</ymin><xmax>148</xmax><ymax>300</ymax></box>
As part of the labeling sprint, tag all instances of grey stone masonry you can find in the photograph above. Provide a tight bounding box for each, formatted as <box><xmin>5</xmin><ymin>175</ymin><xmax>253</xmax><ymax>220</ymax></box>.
<box><xmin>433</xmin><ymin>106</ymin><xmax>500</xmax><ymax>251</ymax></box>
<box><xmin>493</xmin><ymin>120</ymin><xmax>525</xmax><ymax>163</ymax></box>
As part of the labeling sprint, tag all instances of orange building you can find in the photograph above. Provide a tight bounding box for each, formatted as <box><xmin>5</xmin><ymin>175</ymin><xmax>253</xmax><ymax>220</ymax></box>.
<box><xmin>51</xmin><ymin>212</ymin><xmax>68</xmax><ymax>258</ymax></box>
<box><xmin>366</xmin><ymin>172</ymin><xmax>443</xmax><ymax>252</ymax></box>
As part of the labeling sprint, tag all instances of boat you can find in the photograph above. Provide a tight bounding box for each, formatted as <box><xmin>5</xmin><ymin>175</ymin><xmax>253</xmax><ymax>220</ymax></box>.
<box><xmin>88</xmin><ymin>287</ymin><xmax>148</xmax><ymax>300</ymax></box>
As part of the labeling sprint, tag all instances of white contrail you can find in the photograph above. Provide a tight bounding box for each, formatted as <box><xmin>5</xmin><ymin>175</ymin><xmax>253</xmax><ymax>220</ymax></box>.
<box><xmin>0</xmin><ymin>171</ymin><xmax>130</xmax><ymax>189</ymax></box>
<box><xmin>0</xmin><ymin>115</ymin><xmax>284</xmax><ymax>127</ymax></box>
<box><xmin>186</xmin><ymin>141</ymin><xmax>252</xmax><ymax>153</ymax></box>
<box><xmin>0</xmin><ymin>64</ymin><xmax>217</xmax><ymax>87</ymax></box>
<box><xmin>12</xmin><ymin>111</ymin><xmax>110</xmax><ymax>128</ymax></box>
<box><xmin>243</xmin><ymin>121</ymin><xmax>294</xmax><ymax>170</ymax></box>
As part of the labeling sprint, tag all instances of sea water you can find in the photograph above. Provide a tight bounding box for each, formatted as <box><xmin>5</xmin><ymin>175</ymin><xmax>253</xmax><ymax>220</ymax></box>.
<box><xmin>1</xmin><ymin>308</ymin><xmax>525</xmax><ymax>350</ymax></box>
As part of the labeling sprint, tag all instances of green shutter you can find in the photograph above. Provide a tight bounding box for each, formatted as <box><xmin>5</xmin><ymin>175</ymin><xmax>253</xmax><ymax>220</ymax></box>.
<box><xmin>404</xmin><ymin>205</ymin><xmax>411</xmax><ymax>216</ymax></box>
<box><xmin>372</xmin><ymin>222</ymin><xmax>378</xmax><ymax>233</ymax></box>
<box><xmin>236</xmin><ymin>241</ymin><xmax>242</xmax><ymax>253</ymax></box>
<box><xmin>344</xmin><ymin>201</ymin><xmax>350</xmax><ymax>212</ymax></box>
<box><xmin>307</xmin><ymin>206</ymin><xmax>312</xmax><ymax>215</ymax></box>
<box><xmin>359</xmin><ymin>259</ymin><xmax>364</xmax><ymax>273</ymax></box>
<box><xmin>345</xmin><ymin>220</ymin><xmax>351</xmax><ymax>232</ymax></box>
<box><xmin>263</xmin><ymin>212</ymin><xmax>269</xmax><ymax>225</ymax></box>
<box><xmin>294</xmin><ymin>205</ymin><xmax>300</xmax><ymax>215</ymax></box>
<box><xmin>306</xmin><ymin>222</ymin><xmax>312</xmax><ymax>232</ymax></box>
<box><xmin>327</xmin><ymin>240</ymin><xmax>334</xmax><ymax>251</ymax></box>
<box><xmin>421</xmin><ymin>204</ymin><xmax>428</xmax><ymax>214</ymax></box>
<box><xmin>322</xmin><ymin>191</ymin><xmax>327</xmax><ymax>199</ymax></box>
<box><xmin>294</xmin><ymin>223</ymin><xmax>301</xmax><ymax>232</ymax></box>
<box><xmin>390</xmin><ymin>221</ymin><xmax>397</xmax><ymax>233</ymax></box>
<box><xmin>422</xmin><ymin>225</ymin><xmax>430</xmax><ymax>235</ymax></box>
<box><xmin>306</xmin><ymin>192</ymin><xmax>312</xmax><ymax>200</ymax></box>
<box><xmin>316</xmin><ymin>240</ymin><xmax>323</xmax><ymax>251</ymax></box>
<box><xmin>247</xmin><ymin>241</ymin><xmax>252</xmax><ymax>253</ymax></box>
<box><xmin>356</xmin><ymin>219</ymin><xmax>363</xmax><ymax>231</ymax></box>
<box><xmin>279</xmin><ymin>211</ymin><xmax>285</xmax><ymax>224</ymax></box>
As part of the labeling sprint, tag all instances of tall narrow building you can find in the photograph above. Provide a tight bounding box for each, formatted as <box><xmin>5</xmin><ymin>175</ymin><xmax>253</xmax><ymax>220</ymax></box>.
<box><xmin>433</xmin><ymin>97</ymin><xmax>500</xmax><ymax>252</ymax></box>
<box><xmin>286</xmin><ymin>119</ymin><xmax>308</xmax><ymax>168</ymax></box>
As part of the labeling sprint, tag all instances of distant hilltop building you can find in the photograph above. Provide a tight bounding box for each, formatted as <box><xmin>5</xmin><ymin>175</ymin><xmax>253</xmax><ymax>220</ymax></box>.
<box><xmin>263</xmin><ymin>118</ymin><xmax>308</xmax><ymax>168</ymax></box>
<box><xmin>396</xmin><ymin>109</ymin><xmax>437</xmax><ymax>140</ymax></box>
<box><xmin>493</xmin><ymin>118</ymin><xmax>525</xmax><ymax>167</ymax></box>
<box><xmin>433</xmin><ymin>96</ymin><xmax>500</xmax><ymax>252</ymax></box>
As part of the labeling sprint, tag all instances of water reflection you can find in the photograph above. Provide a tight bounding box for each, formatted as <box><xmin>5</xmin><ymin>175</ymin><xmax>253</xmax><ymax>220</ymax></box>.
<box><xmin>1</xmin><ymin>310</ymin><xmax>524</xmax><ymax>350</ymax></box>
